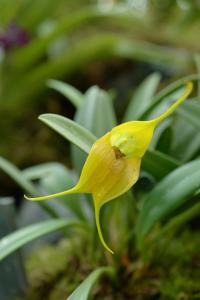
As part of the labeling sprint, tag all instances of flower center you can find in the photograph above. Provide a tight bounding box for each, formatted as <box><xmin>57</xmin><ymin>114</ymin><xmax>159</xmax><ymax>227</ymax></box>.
<box><xmin>112</xmin><ymin>146</ymin><xmax>126</xmax><ymax>159</ymax></box>
<box><xmin>110</xmin><ymin>131</ymin><xmax>136</xmax><ymax>159</ymax></box>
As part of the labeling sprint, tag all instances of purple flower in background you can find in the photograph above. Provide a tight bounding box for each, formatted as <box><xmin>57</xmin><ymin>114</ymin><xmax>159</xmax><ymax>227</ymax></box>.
<box><xmin>0</xmin><ymin>22</ymin><xmax>30</xmax><ymax>51</ymax></box>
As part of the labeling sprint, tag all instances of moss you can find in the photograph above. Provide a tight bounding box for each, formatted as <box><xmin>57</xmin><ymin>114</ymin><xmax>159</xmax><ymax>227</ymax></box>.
<box><xmin>18</xmin><ymin>230</ymin><xmax>200</xmax><ymax>300</ymax></box>
<box><xmin>159</xmin><ymin>231</ymin><xmax>200</xmax><ymax>300</ymax></box>
<box><xmin>18</xmin><ymin>238</ymin><xmax>97</xmax><ymax>300</ymax></box>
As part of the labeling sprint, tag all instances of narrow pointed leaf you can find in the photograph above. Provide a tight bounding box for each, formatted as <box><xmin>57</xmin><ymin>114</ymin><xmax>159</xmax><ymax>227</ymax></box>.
<box><xmin>136</xmin><ymin>160</ymin><xmax>200</xmax><ymax>238</ymax></box>
<box><xmin>39</xmin><ymin>114</ymin><xmax>96</xmax><ymax>153</ymax></box>
<box><xmin>23</xmin><ymin>162</ymin><xmax>66</xmax><ymax>180</ymax></box>
<box><xmin>149</xmin><ymin>118</ymin><xmax>172</xmax><ymax>150</ymax></box>
<box><xmin>194</xmin><ymin>54</ymin><xmax>200</xmax><ymax>97</ymax></box>
<box><xmin>159</xmin><ymin>201</ymin><xmax>200</xmax><ymax>238</ymax></box>
<box><xmin>0</xmin><ymin>157</ymin><xmax>60</xmax><ymax>217</ymax></box>
<box><xmin>123</xmin><ymin>72</ymin><xmax>161</xmax><ymax>121</ymax></box>
<box><xmin>76</xmin><ymin>86</ymin><xmax>117</xmax><ymax>137</ymax></box>
<box><xmin>72</xmin><ymin>86</ymin><xmax>117</xmax><ymax>174</ymax></box>
<box><xmin>177</xmin><ymin>100</ymin><xmax>200</xmax><ymax>130</ymax></box>
<box><xmin>142</xmin><ymin>73</ymin><xmax>200</xmax><ymax>119</ymax></box>
<box><xmin>47</xmin><ymin>79</ymin><xmax>83</xmax><ymax>108</ymax></box>
<box><xmin>142</xmin><ymin>150</ymin><xmax>180</xmax><ymax>180</ymax></box>
<box><xmin>0</xmin><ymin>219</ymin><xmax>81</xmax><ymax>261</ymax></box>
<box><xmin>23</xmin><ymin>162</ymin><xmax>88</xmax><ymax>220</ymax></box>
<box><xmin>171</xmin><ymin>117</ymin><xmax>200</xmax><ymax>162</ymax></box>
<box><xmin>0</xmin><ymin>156</ymin><xmax>36</xmax><ymax>195</ymax></box>
<box><xmin>66</xmin><ymin>267</ymin><xmax>114</xmax><ymax>300</ymax></box>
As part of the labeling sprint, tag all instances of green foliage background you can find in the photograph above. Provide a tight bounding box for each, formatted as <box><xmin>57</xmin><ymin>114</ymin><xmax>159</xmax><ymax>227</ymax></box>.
<box><xmin>0</xmin><ymin>1</ymin><xmax>200</xmax><ymax>299</ymax></box>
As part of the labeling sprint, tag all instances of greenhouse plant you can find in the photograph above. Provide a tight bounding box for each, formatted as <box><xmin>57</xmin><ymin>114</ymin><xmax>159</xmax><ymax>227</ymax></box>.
<box><xmin>1</xmin><ymin>72</ymin><xmax>200</xmax><ymax>299</ymax></box>
<box><xmin>0</xmin><ymin>1</ymin><xmax>200</xmax><ymax>300</ymax></box>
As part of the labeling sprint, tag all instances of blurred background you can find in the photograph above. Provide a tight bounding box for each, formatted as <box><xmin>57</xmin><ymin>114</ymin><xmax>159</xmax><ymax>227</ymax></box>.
<box><xmin>1</xmin><ymin>1</ymin><xmax>200</xmax><ymax>300</ymax></box>
<box><xmin>0</xmin><ymin>0</ymin><xmax>200</xmax><ymax>200</ymax></box>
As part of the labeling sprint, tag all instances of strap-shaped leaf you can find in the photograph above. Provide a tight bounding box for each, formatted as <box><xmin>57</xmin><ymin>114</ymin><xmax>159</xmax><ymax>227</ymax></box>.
<box><xmin>136</xmin><ymin>159</ymin><xmax>200</xmax><ymax>238</ymax></box>
<box><xmin>5</xmin><ymin>38</ymin><xmax>196</xmax><ymax>115</ymax></box>
<box><xmin>72</xmin><ymin>86</ymin><xmax>117</xmax><ymax>174</ymax></box>
<box><xmin>0</xmin><ymin>157</ymin><xmax>61</xmax><ymax>218</ymax></box>
<box><xmin>170</xmin><ymin>117</ymin><xmax>200</xmax><ymax>162</ymax></box>
<box><xmin>149</xmin><ymin>118</ymin><xmax>172</xmax><ymax>150</ymax></box>
<box><xmin>123</xmin><ymin>72</ymin><xmax>161</xmax><ymax>121</ymax></box>
<box><xmin>12</xmin><ymin>7</ymin><xmax>100</xmax><ymax>69</ymax></box>
<box><xmin>194</xmin><ymin>54</ymin><xmax>200</xmax><ymax>96</ymax></box>
<box><xmin>0</xmin><ymin>156</ymin><xmax>36</xmax><ymax>195</ymax></box>
<box><xmin>39</xmin><ymin>114</ymin><xmax>96</xmax><ymax>153</ymax></box>
<box><xmin>0</xmin><ymin>219</ymin><xmax>82</xmax><ymax>261</ymax></box>
<box><xmin>47</xmin><ymin>79</ymin><xmax>83</xmax><ymax>108</ymax></box>
<box><xmin>66</xmin><ymin>267</ymin><xmax>114</xmax><ymax>300</ymax></box>
<box><xmin>75</xmin><ymin>86</ymin><xmax>117</xmax><ymax>137</ymax></box>
<box><xmin>142</xmin><ymin>150</ymin><xmax>180</xmax><ymax>180</ymax></box>
<box><xmin>177</xmin><ymin>100</ymin><xmax>200</xmax><ymax>130</ymax></box>
<box><xmin>23</xmin><ymin>162</ymin><xmax>66</xmax><ymax>180</ymax></box>
<box><xmin>142</xmin><ymin>73</ymin><xmax>200</xmax><ymax>119</ymax></box>
<box><xmin>159</xmin><ymin>201</ymin><xmax>200</xmax><ymax>238</ymax></box>
<box><xmin>23</xmin><ymin>162</ymin><xmax>88</xmax><ymax>221</ymax></box>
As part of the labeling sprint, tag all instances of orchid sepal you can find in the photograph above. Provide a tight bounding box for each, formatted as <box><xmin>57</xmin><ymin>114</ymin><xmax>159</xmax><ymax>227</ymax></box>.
<box><xmin>25</xmin><ymin>80</ymin><xmax>193</xmax><ymax>254</ymax></box>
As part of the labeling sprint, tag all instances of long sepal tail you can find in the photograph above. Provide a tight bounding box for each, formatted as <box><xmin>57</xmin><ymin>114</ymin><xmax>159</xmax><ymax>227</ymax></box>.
<box><xmin>24</xmin><ymin>186</ymin><xmax>78</xmax><ymax>201</ymax></box>
<box><xmin>94</xmin><ymin>202</ymin><xmax>114</xmax><ymax>255</ymax></box>
<box><xmin>152</xmin><ymin>81</ymin><xmax>193</xmax><ymax>125</ymax></box>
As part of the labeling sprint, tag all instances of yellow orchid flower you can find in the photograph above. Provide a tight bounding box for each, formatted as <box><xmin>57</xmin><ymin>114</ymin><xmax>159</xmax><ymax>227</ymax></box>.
<box><xmin>25</xmin><ymin>81</ymin><xmax>193</xmax><ymax>254</ymax></box>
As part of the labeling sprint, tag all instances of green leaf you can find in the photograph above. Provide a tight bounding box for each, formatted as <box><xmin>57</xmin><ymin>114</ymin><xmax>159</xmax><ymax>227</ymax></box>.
<box><xmin>71</xmin><ymin>86</ymin><xmax>117</xmax><ymax>174</ymax></box>
<box><xmin>136</xmin><ymin>159</ymin><xmax>200</xmax><ymax>239</ymax></box>
<box><xmin>47</xmin><ymin>79</ymin><xmax>83</xmax><ymax>108</ymax></box>
<box><xmin>170</xmin><ymin>117</ymin><xmax>200</xmax><ymax>162</ymax></box>
<box><xmin>66</xmin><ymin>267</ymin><xmax>114</xmax><ymax>300</ymax></box>
<box><xmin>0</xmin><ymin>156</ymin><xmax>36</xmax><ymax>195</ymax></box>
<box><xmin>142</xmin><ymin>73</ymin><xmax>200</xmax><ymax>119</ymax></box>
<box><xmin>3</xmin><ymin>34</ymin><xmax>120</xmax><ymax>115</ymax></box>
<box><xmin>123</xmin><ymin>72</ymin><xmax>161</xmax><ymax>121</ymax></box>
<box><xmin>142</xmin><ymin>150</ymin><xmax>180</xmax><ymax>180</ymax></box>
<box><xmin>0</xmin><ymin>219</ymin><xmax>82</xmax><ymax>261</ymax></box>
<box><xmin>149</xmin><ymin>118</ymin><xmax>172</xmax><ymax>150</ymax></box>
<box><xmin>194</xmin><ymin>54</ymin><xmax>200</xmax><ymax>97</ymax></box>
<box><xmin>19</xmin><ymin>0</ymin><xmax>65</xmax><ymax>30</ymax></box>
<box><xmin>12</xmin><ymin>9</ymin><xmax>191</xmax><ymax>72</ymax></box>
<box><xmin>75</xmin><ymin>86</ymin><xmax>117</xmax><ymax>137</ymax></box>
<box><xmin>4</xmin><ymin>40</ymin><xmax>196</xmax><ymax>119</ymax></box>
<box><xmin>159</xmin><ymin>201</ymin><xmax>200</xmax><ymax>238</ymax></box>
<box><xmin>145</xmin><ymin>88</ymin><xmax>185</xmax><ymax>123</ymax></box>
<box><xmin>115</xmin><ymin>39</ymin><xmax>191</xmax><ymax>71</ymax></box>
<box><xmin>23</xmin><ymin>162</ymin><xmax>88</xmax><ymax>221</ymax></box>
<box><xmin>177</xmin><ymin>100</ymin><xmax>200</xmax><ymax>130</ymax></box>
<box><xmin>39</xmin><ymin>114</ymin><xmax>96</xmax><ymax>153</ymax></box>
<box><xmin>12</xmin><ymin>7</ymin><xmax>100</xmax><ymax>70</ymax></box>
<box><xmin>23</xmin><ymin>162</ymin><xmax>65</xmax><ymax>180</ymax></box>
<box><xmin>0</xmin><ymin>157</ymin><xmax>60</xmax><ymax>218</ymax></box>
